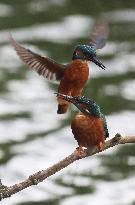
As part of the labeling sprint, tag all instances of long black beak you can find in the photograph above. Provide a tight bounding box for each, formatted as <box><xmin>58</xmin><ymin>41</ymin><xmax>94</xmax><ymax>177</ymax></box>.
<box><xmin>55</xmin><ymin>93</ymin><xmax>90</xmax><ymax>115</ymax></box>
<box><xmin>55</xmin><ymin>92</ymin><xmax>75</xmax><ymax>103</ymax></box>
<box><xmin>91</xmin><ymin>56</ymin><xmax>106</xmax><ymax>70</ymax></box>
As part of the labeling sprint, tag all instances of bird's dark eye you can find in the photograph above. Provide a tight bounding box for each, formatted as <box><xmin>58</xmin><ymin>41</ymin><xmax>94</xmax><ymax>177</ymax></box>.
<box><xmin>83</xmin><ymin>51</ymin><xmax>87</xmax><ymax>55</ymax></box>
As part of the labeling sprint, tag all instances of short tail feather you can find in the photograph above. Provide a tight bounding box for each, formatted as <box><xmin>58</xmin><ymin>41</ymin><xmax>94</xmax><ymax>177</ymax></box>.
<box><xmin>57</xmin><ymin>104</ymin><xmax>68</xmax><ymax>114</ymax></box>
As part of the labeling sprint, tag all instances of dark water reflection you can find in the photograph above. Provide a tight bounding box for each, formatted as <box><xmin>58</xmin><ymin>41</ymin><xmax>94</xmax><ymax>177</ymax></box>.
<box><xmin>0</xmin><ymin>0</ymin><xmax>135</xmax><ymax>205</ymax></box>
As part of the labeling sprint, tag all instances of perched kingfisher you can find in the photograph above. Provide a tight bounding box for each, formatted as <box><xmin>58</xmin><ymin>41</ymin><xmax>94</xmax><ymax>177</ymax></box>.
<box><xmin>55</xmin><ymin>93</ymin><xmax>109</xmax><ymax>157</ymax></box>
<box><xmin>10</xmin><ymin>21</ymin><xmax>108</xmax><ymax>114</ymax></box>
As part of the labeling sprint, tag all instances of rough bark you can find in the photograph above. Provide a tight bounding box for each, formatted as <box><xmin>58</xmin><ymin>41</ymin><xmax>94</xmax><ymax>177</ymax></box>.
<box><xmin>0</xmin><ymin>134</ymin><xmax>135</xmax><ymax>201</ymax></box>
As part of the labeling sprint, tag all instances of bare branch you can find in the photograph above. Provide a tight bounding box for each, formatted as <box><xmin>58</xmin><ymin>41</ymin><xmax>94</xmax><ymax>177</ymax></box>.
<box><xmin>0</xmin><ymin>134</ymin><xmax>135</xmax><ymax>201</ymax></box>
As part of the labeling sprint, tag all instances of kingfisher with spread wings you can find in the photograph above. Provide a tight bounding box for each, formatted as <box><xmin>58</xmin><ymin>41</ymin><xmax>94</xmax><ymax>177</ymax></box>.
<box><xmin>10</xmin><ymin>21</ymin><xmax>108</xmax><ymax>114</ymax></box>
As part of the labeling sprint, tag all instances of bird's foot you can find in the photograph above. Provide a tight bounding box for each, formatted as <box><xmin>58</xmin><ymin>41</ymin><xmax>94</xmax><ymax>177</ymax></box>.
<box><xmin>98</xmin><ymin>142</ymin><xmax>104</xmax><ymax>152</ymax></box>
<box><xmin>76</xmin><ymin>146</ymin><xmax>85</xmax><ymax>157</ymax></box>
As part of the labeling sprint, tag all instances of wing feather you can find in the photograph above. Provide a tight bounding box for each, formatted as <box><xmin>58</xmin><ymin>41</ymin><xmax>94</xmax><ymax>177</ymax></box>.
<box><xmin>90</xmin><ymin>21</ymin><xmax>109</xmax><ymax>49</ymax></box>
<box><xmin>10</xmin><ymin>35</ymin><xmax>65</xmax><ymax>81</ymax></box>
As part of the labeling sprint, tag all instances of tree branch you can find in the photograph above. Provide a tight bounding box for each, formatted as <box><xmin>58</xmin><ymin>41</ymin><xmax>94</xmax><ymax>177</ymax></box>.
<box><xmin>0</xmin><ymin>133</ymin><xmax>135</xmax><ymax>201</ymax></box>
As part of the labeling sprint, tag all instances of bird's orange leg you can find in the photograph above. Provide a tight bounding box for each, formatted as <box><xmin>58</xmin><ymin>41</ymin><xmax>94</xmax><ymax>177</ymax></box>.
<box><xmin>76</xmin><ymin>145</ymin><xmax>85</xmax><ymax>157</ymax></box>
<box><xmin>98</xmin><ymin>141</ymin><xmax>104</xmax><ymax>152</ymax></box>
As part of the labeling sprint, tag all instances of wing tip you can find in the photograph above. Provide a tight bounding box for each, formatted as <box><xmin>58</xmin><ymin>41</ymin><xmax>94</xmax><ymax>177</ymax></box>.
<box><xmin>8</xmin><ymin>32</ymin><xmax>19</xmax><ymax>50</ymax></box>
<box><xmin>90</xmin><ymin>19</ymin><xmax>109</xmax><ymax>49</ymax></box>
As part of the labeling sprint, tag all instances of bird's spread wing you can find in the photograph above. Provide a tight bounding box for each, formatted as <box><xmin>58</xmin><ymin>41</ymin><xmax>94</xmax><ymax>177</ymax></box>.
<box><xmin>10</xmin><ymin>35</ymin><xmax>65</xmax><ymax>81</ymax></box>
<box><xmin>90</xmin><ymin>20</ymin><xmax>109</xmax><ymax>49</ymax></box>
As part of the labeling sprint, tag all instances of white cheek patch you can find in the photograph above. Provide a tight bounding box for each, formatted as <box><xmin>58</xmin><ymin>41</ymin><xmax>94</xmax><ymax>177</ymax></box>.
<box><xmin>85</xmin><ymin>108</ymin><xmax>90</xmax><ymax>114</ymax></box>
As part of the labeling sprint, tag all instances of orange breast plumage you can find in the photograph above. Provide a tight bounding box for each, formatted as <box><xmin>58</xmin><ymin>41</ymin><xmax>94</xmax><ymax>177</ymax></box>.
<box><xmin>71</xmin><ymin>113</ymin><xmax>105</xmax><ymax>151</ymax></box>
<box><xmin>64</xmin><ymin>60</ymin><xmax>89</xmax><ymax>87</ymax></box>
<box><xmin>57</xmin><ymin>60</ymin><xmax>89</xmax><ymax>114</ymax></box>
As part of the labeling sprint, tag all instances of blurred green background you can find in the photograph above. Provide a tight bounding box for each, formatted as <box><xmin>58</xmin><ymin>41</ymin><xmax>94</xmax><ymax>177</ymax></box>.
<box><xmin>0</xmin><ymin>0</ymin><xmax>135</xmax><ymax>205</ymax></box>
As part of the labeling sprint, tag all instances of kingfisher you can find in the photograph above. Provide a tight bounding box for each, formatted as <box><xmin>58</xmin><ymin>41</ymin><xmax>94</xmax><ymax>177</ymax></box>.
<box><xmin>10</xmin><ymin>21</ymin><xmax>108</xmax><ymax>114</ymax></box>
<box><xmin>55</xmin><ymin>93</ymin><xmax>109</xmax><ymax>157</ymax></box>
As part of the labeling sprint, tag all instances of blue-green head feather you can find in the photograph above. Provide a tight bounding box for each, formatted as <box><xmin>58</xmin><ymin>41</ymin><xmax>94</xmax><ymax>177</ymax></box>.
<box><xmin>72</xmin><ymin>44</ymin><xmax>96</xmax><ymax>61</ymax></box>
<box><xmin>72</xmin><ymin>95</ymin><xmax>102</xmax><ymax>118</ymax></box>
<box><xmin>72</xmin><ymin>44</ymin><xmax>106</xmax><ymax>70</ymax></box>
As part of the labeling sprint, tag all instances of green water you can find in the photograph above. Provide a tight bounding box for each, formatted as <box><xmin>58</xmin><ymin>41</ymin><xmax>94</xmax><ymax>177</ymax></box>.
<box><xmin>0</xmin><ymin>0</ymin><xmax>135</xmax><ymax>205</ymax></box>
